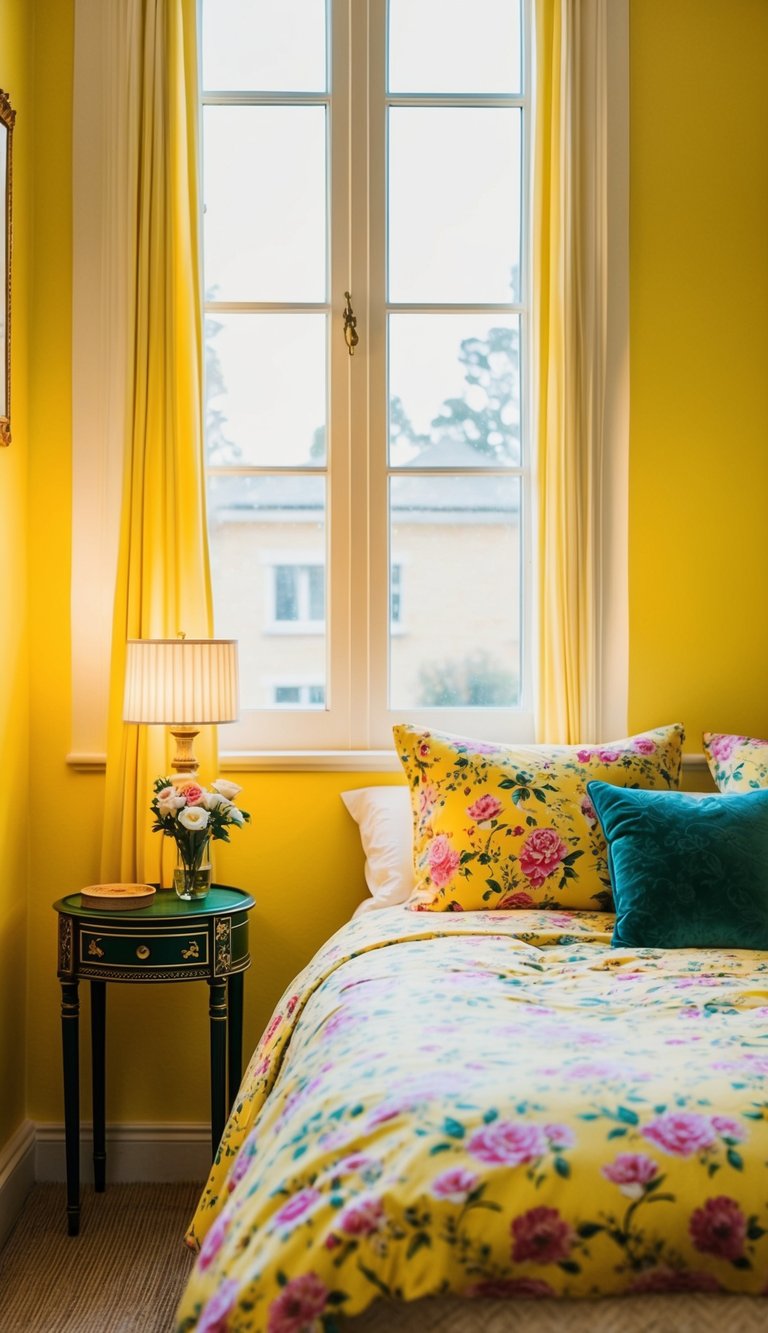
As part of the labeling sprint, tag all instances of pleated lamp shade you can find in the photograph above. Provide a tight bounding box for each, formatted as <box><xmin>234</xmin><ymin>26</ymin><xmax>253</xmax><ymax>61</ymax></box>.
<box><xmin>123</xmin><ymin>638</ymin><xmax>239</xmax><ymax>724</ymax></box>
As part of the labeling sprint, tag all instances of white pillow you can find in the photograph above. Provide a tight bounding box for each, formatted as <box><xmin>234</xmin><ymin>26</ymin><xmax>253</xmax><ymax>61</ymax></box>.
<box><xmin>341</xmin><ymin>786</ymin><xmax>414</xmax><ymax>910</ymax></box>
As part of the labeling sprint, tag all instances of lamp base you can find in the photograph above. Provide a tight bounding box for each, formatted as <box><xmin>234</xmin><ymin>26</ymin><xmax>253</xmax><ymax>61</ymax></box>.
<box><xmin>169</xmin><ymin>725</ymin><xmax>200</xmax><ymax>778</ymax></box>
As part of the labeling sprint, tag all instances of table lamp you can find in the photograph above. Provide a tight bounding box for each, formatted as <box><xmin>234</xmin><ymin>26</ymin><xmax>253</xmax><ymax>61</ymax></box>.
<box><xmin>123</xmin><ymin>635</ymin><xmax>239</xmax><ymax>777</ymax></box>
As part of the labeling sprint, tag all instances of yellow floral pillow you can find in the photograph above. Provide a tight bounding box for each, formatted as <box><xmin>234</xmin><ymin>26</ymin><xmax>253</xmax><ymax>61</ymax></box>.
<box><xmin>393</xmin><ymin>723</ymin><xmax>685</xmax><ymax>912</ymax></box>
<box><xmin>703</xmin><ymin>732</ymin><xmax>768</xmax><ymax>793</ymax></box>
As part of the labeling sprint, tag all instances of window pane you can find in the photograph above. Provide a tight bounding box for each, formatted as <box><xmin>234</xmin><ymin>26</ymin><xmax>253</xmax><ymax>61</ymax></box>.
<box><xmin>388</xmin><ymin>108</ymin><xmax>521</xmax><ymax>305</ymax></box>
<box><xmin>389</xmin><ymin>475</ymin><xmax>521</xmax><ymax>708</ymax></box>
<box><xmin>389</xmin><ymin>315</ymin><xmax>521</xmax><ymax>468</ymax></box>
<box><xmin>208</xmin><ymin>475</ymin><xmax>326</xmax><ymax>709</ymax></box>
<box><xmin>203</xmin><ymin>0</ymin><xmax>327</xmax><ymax>93</ymax></box>
<box><xmin>204</xmin><ymin>107</ymin><xmax>326</xmax><ymax>302</ymax></box>
<box><xmin>389</xmin><ymin>0</ymin><xmax>521</xmax><ymax>95</ymax></box>
<box><xmin>308</xmin><ymin>565</ymin><xmax>325</xmax><ymax>620</ymax></box>
<box><xmin>275</xmin><ymin>685</ymin><xmax>302</xmax><ymax>705</ymax></box>
<box><xmin>274</xmin><ymin>567</ymin><xmax>299</xmax><ymax>621</ymax></box>
<box><xmin>205</xmin><ymin>314</ymin><xmax>326</xmax><ymax>467</ymax></box>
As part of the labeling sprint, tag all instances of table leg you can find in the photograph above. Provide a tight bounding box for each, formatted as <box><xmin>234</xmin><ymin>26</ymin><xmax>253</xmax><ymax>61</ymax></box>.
<box><xmin>227</xmin><ymin>970</ymin><xmax>244</xmax><ymax>1115</ymax></box>
<box><xmin>90</xmin><ymin>980</ymin><xmax>106</xmax><ymax>1192</ymax></box>
<box><xmin>207</xmin><ymin>977</ymin><xmax>228</xmax><ymax>1159</ymax></box>
<box><xmin>61</xmin><ymin>979</ymin><xmax>80</xmax><ymax>1236</ymax></box>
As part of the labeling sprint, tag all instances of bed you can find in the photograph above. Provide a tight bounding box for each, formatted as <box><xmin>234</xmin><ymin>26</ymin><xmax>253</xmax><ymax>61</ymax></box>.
<box><xmin>176</xmin><ymin>905</ymin><xmax>768</xmax><ymax>1331</ymax></box>
<box><xmin>176</xmin><ymin>724</ymin><xmax>768</xmax><ymax>1329</ymax></box>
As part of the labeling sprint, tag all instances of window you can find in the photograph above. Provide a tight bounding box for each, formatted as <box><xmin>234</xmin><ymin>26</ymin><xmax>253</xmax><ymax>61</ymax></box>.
<box><xmin>271</xmin><ymin>563</ymin><xmax>325</xmax><ymax>630</ymax></box>
<box><xmin>202</xmin><ymin>0</ymin><xmax>532</xmax><ymax>750</ymax></box>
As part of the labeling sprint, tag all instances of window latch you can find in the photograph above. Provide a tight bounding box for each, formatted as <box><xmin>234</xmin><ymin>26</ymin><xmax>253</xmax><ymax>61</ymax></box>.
<box><xmin>343</xmin><ymin>291</ymin><xmax>359</xmax><ymax>356</ymax></box>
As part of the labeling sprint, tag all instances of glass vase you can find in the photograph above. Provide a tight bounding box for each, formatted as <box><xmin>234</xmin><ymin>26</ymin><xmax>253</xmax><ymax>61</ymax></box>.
<box><xmin>173</xmin><ymin>835</ymin><xmax>212</xmax><ymax>901</ymax></box>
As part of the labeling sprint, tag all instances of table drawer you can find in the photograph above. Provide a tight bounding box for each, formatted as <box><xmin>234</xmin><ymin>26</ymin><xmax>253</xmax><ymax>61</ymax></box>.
<box><xmin>79</xmin><ymin>926</ymin><xmax>209</xmax><ymax>972</ymax></box>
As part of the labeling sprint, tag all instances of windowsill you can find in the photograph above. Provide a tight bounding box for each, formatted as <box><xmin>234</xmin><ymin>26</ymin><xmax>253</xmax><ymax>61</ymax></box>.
<box><xmin>65</xmin><ymin>751</ymin><xmax>710</xmax><ymax>776</ymax></box>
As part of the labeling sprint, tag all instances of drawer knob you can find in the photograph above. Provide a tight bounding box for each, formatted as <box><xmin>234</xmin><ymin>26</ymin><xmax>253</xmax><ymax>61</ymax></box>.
<box><xmin>136</xmin><ymin>944</ymin><xmax>150</xmax><ymax>961</ymax></box>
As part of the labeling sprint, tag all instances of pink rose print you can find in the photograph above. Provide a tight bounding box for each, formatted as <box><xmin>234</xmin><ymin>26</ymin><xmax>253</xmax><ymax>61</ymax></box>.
<box><xmin>598</xmin><ymin>749</ymin><xmax>620</xmax><ymax>763</ymax></box>
<box><xmin>339</xmin><ymin>1195</ymin><xmax>385</xmax><ymax>1236</ymax></box>
<box><xmin>286</xmin><ymin>994</ymin><xmax>299</xmax><ymax>1015</ymax></box>
<box><xmin>576</xmin><ymin>748</ymin><xmax>595</xmax><ymax>763</ymax></box>
<box><xmin>273</xmin><ymin>1188</ymin><xmax>321</xmax><ymax>1229</ymax></box>
<box><xmin>632</xmin><ymin>737</ymin><xmax>657</xmax><ymax>754</ymax></box>
<box><xmin>226</xmin><ymin>1144</ymin><xmax>255</xmax><ymax>1194</ymax></box>
<box><xmin>418</xmin><ymin>782</ymin><xmax>438</xmax><ymax>815</ymax></box>
<box><xmin>263</xmin><ymin>1013</ymin><xmax>282</xmax><ymax>1044</ymax></box>
<box><xmin>518</xmin><ymin>828</ymin><xmax>569</xmax><ymax>888</ymax></box>
<box><xmin>467</xmin><ymin>1120</ymin><xmax>547</xmax><ymax>1167</ymax></box>
<box><xmin>427</xmin><ymin>835</ymin><xmax>461</xmax><ymax>888</ymax></box>
<box><xmin>267</xmin><ymin>1273</ymin><xmax>329</xmax><ymax>1333</ymax></box>
<box><xmin>468</xmin><ymin>1277</ymin><xmax>555</xmax><ymax>1299</ymax></box>
<box><xmin>198</xmin><ymin>1278</ymin><xmax>240</xmax><ymax>1333</ymax></box>
<box><xmin>418</xmin><ymin>741</ymin><xmax>430</xmax><ymax>757</ymax></box>
<box><xmin>430</xmin><ymin>1167</ymin><xmax>479</xmax><ymax>1202</ymax></box>
<box><xmin>630</xmin><ymin>1267</ymin><xmax>721</xmax><ymax>1294</ymax></box>
<box><xmin>707</xmin><ymin>734</ymin><xmax>745</xmax><ymax>762</ymax></box>
<box><xmin>498</xmin><ymin>891</ymin><xmax>535</xmax><ymax>909</ymax></box>
<box><xmin>580</xmin><ymin>795</ymin><xmax>597</xmax><ymax>825</ymax></box>
<box><xmin>689</xmin><ymin>1196</ymin><xmax>747</xmax><ymax>1262</ymax></box>
<box><xmin>601</xmin><ymin>1153</ymin><xmax>659</xmax><ymax>1198</ymax></box>
<box><xmin>466</xmin><ymin>793</ymin><xmax>503</xmax><ymax>823</ymax></box>
<box><xmin>198</xmin><ymin>1212</ymin><xmax>229</xmax><ymax>1272</ymax></box>
<box><xmin>711</xmin><ymin>1115</ymin><xmax>747</xmax><ymax>1143</ymax></box>
<box><xmin>544</xmin><ymin>1123</ymin><xmax>575</xmax><ymax>1151</ymax></box>
<box><xmin>643</xmin><ymin>1111</ymin><xmax>717</xmax><ymax>1157</ymax></box>
<box><xmin>338</xmin><ymin>1153</ymin><xmax>375</xmax><ymax>1173</ymax></box>
<box><xmin>511</xmin><ymin>1206</ymin><xmax>574</xmax><ymax>1264</ymax></box>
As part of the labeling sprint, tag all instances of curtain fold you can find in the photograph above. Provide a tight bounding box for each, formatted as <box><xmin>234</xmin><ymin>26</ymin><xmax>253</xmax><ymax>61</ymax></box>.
<box><xmin>100</xmin><ymin>0</ymin><xmax>215</xmax><ymax>884</ymax></box>
<box><xmin>533</xmin><ymin>0</ymin><xmax>615</xmax><ymax>744</ymax></box>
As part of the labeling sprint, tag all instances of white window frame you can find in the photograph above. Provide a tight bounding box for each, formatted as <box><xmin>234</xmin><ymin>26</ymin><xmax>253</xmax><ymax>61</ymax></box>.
<box><xmin>203</xmin><ymin>0</ymin><xmax>537</xmax><ymax>753</ymax></box>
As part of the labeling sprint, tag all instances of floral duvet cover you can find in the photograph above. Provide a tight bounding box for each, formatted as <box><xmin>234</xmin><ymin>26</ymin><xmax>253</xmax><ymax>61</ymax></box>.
<box><xmin>177</xmin><ymin>908</ymin><xmax>768</xmax><ymax>1331</ymax></box>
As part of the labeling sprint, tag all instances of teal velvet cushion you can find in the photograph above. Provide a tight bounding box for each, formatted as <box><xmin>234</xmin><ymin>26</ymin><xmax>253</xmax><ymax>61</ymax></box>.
<box><xmin>586</xmin><ymin>781</ymin><xmax>768</xmax><ymax>949</ymax></box>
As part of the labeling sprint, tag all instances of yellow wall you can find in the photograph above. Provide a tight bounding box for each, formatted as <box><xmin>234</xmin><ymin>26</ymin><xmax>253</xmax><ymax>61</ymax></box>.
<box><xmin>15</xmin><ymin>1</ymin><xmax>768</xmax><ymax>1128</ymax></box>
<box><xmin>628</xmin><ymin>0</ymin><xmax>768</xmax><ymax>741</ymax></box>
<box><xmin>0</xmin><ymin>0</ymin><xmax>30</xmax><ymax>1150</ymax></box>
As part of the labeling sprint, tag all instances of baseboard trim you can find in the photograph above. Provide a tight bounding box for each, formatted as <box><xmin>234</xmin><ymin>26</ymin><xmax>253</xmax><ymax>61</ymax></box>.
<box><xmin>34</xmin><ymin>1122</ymin><xmax>210</xmax><ymax>1184</ymax></box>
<box><xmin>0</xmin><ymin>1120</ymin><xmax>36</xmax><ymax>1249</ymax></box>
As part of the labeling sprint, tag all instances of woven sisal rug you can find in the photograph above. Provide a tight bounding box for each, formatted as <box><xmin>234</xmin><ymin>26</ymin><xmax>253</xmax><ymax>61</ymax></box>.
<box><xmin>0</xmin><ymin>1181</ymin><xmax>199</xmax><ymax>1332</ymax></box>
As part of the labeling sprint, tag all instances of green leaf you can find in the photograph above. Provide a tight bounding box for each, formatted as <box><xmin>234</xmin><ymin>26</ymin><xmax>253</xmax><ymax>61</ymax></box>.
<box><xmin>727</xmin><ymin>1147</ymin><xmax>744</xmax><ymax>1171</ymax></box>
<box><xmin>429</xmin><ymin>1143</ymin><xmax>452</xmax><ymax>1155</ymax></box>
<box><xmin>443</xmin><ymin>1117</ymin><xmax>465</xmax><ymax>1139</ymax></box>
<box><xmin>406</xmin><ymin>1232</ymin><xmax>431</xmax><ymax>1260</ymax></box>
<box><xmin>486</xmin><ymin>879</ymin><xmax>502</xmax><ymax>894</ymax></box>
<box><xmin>293</xmin><ymin>1144</ymin><xmax>308</xmax><ymax>1159</ymax></box>
<box><xmin>748</xmin><ymin>1220</ymin><xmax>767</xmax><ymax>1241</ymax></box>
<box><xmin>617</xmin><ymin>1106</ymin><xmax>639</xmax><ymax>1125</ymax></box>
<box><xmin>554</xmin><ymin>1156</ymin><xmax>570</xmax><ymax>1178</ymax></box>
<box><xmin>483</xmin><ymin>1108</ymin><xmax>499</xmax><ymax>1124</ymax></box>
<box><xmin>577</xmin><ymin>1222</ymin><xmax>604</xmax><ymax>1238</ymax></box>
<box><xmin>607</xmin><ymin>1127</ymin><xmax>628</xmax><ymax>1139</ymax></box>
<box><xmin>732</xmin><ymin>1255</ymin><xmax>753</xmax><ymax>1270</ymax></box>
<box><xmin>558</xmin><ymin>1260</ymin><xmax>581</xmax><ymax>1274</ymax></box>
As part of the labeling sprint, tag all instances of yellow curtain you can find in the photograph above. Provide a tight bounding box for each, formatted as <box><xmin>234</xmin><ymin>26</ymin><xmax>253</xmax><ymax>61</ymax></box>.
<box><xmin>533</xmin><ymin>0</ymin><xmax>612</xmax><ymax>744</ymax></box>
<box><xmin>100</xmin><ymin>0</ymin><xmax>215</xmax><ymax>884</ymax></box>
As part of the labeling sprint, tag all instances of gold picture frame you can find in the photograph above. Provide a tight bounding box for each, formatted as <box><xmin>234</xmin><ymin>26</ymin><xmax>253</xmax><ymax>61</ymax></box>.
<box><xmin>0</xmin><ymin>90</ymin><xmax>15</xmax><ymax>447</ymax></box>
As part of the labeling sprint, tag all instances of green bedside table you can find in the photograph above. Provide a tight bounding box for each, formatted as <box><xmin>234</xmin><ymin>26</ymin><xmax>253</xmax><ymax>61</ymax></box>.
<box><xmin>53</xmin><ymin>885</ymin><xmax>255</xmax><ymax>1236</ymax></box>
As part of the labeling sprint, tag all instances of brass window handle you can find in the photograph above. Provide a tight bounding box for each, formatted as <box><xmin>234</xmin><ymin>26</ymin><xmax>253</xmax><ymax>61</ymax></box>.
<box><xmin>343</xmin><ymin>291</ymin><xmax>359</xmax><ymax>356</ymax></box>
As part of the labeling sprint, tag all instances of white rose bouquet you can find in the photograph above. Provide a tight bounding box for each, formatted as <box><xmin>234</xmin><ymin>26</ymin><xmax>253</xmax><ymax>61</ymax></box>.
<box><xmin>151</xmin><ymin>776</ymin><xmax>251</xmax><ymax>898</ymax></box>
